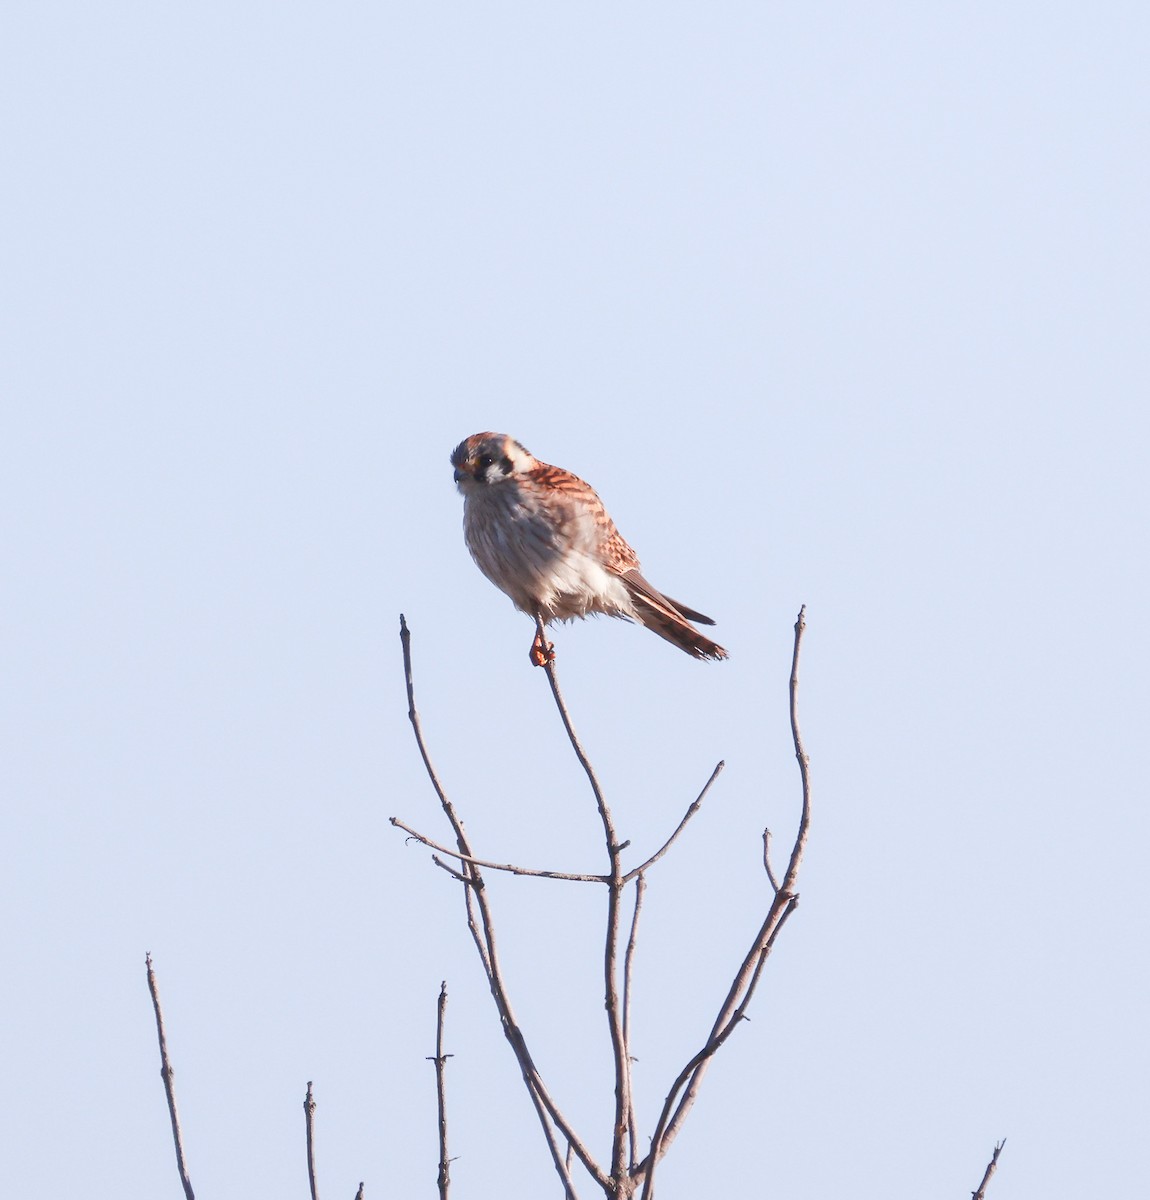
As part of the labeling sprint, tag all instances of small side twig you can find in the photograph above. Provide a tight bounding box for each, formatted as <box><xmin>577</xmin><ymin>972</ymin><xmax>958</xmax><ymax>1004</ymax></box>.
<box><xmin>145</xmin><ymin>953</ymin><xmax>195</xmax><ymax>1200</ymax></box>
<box><xmin>623</xmin><ymin>761</ymin><xmax>725</xmax><ymax>882</ymax></box>
<box><xmin>304</xmin><ymin>1081</ymin><xmax>319</xmax><ymax>1200</ymax></box>
<box><xmin>622</xmin><ymin>873</ymin><xmax>646</xmax><ymax>1169</ymax></box>
<box><xmin>392</xmin><ymin>817</ymin><xmax>606</xmax><ymax>883</ymax></box>
<box><xmin>761</xmin><ymin>828</ymin><xmax>780</xmax><ymax>894</ymax></box>
<box><xmin>972</xmin><ymin>1139</ymin><xmax>1007</xmax><ymax>1200</ymax></box>
<box><xmin>428</xmin><ymin>981</ymin><xmax>453</xmax><ymax>1200</ymax></box>
<box><xmin>432</xmin><ymin>855</ymin><xmax>469</xmax><ymax>883</ymax></box>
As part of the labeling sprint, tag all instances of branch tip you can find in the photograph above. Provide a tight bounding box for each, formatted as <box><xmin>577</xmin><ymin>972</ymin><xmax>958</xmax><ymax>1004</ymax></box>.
<box><xmin>146</xmin><ymin>953</ymin><xmax>196</xmax><ymax>1200</ymax></box>
<box><xmin>971</xmin><ymin>1139</ymin><xmax>1007</xmax><ymax>1200</ymax></box>
<box><xmin>304</xmin><ymin>1080</ymin><xmax>319</xmax><ymax>1200</ymax></box>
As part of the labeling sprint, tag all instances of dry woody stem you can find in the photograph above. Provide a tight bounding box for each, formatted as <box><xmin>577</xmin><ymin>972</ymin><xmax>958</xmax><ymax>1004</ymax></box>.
<box><xmin>429</xmin><ymin>981</ymin><xmax>452</xmax><ymax>1200</ymax></box>
<box><xmin>972</xmin><ymin>1140</ymin><xmax>1007</xmax><ymax>1200</ymax></box>
<box><xmin>145</xmin><ymin>953</ymin><xmax>196</xmax><ymax>1200</ymax></box>
<box><xmin>304</xmin><ymin>1081</ymin><xmax>319</xmax><ymax>1200</ymax></box>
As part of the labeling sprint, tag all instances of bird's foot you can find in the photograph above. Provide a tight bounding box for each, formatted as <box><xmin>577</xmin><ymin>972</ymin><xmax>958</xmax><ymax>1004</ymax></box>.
<box><xmin>529</xmin><ymin>629</ymin><xmax>556</xmax><ymax>667</ymax></box>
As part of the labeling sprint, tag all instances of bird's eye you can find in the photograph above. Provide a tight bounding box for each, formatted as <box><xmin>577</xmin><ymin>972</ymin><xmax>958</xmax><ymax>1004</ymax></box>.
<box><xmin>478</xmin><ymin>454</ymin><xmax>494</xmax><ymax>469</ymax></box>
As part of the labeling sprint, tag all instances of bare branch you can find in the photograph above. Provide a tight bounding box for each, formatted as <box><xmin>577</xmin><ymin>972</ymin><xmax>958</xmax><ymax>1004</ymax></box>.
<box><xmin>392</xmin><ymin>817</ymin><xmax>606</xmax><ymax>884</ymax></box>
<box><xmin>523</xmin><ymin>1087</ymin><xmax>583</xmax><ymax>1200</ymax></box>
<box><xmin>637</xmin><ymin>607</ymin><xmax>812</xmax><ymax>1197</ymax></box>
<box><xmin>779</xmin><ymin>605</ymin><xmax>812</xmax><ymax>895</ymax></box>
<box><xmin>537</xmin><ymin>626</ymin><xmax>616</xmax><ymax>851</ymax></box>
<box><xmin>304</xmin><ymin>1081</ymin><xmax>319</xmax><ymax>1200</ymax></box>
<box><xmin>539</xmin><ymin>651</ymin><xmax>632</xmax><ymax>1185</ymax></box>
<box><xmin>637</xmin><ymin>898</ymin><xmax>799</xmax><ymax>1197</ymax></box>
<box><xmin>398</xmin><ymin>616</ymin><xmax>607</xmax><ymax>1194</ymax></box>
<box><xmin>428</xmin><ymin>982</ymin><xmax>452</xmax><ymax>1200</ymax></box>
<box><xmin>972</xmin><ymin>1140</ymin><xmax>1007</xmax><ymax>1200</ymax></box>
<box><xmin>623</xmin><ymin>761</ymin><xmax>725</xmax><ymax>883</ymax></box>
<box><xmin>401</xmin><ymin>611</ymin><xmax>813</xmax><ymax>1200</ymax></box>
<box><xmin>623</xmin><ymin>874</ymin><xmax>647</xmax><ymax>1170</ymax></box>
<box><xmin>460</xmin><ymin>872</ymin><xmax>493</xmax><ymax>975</ymax></box>
<box><xmin>145</xmin><ymin>954</ymin><xmax>196</xmax><ymax>1200</ymax></box>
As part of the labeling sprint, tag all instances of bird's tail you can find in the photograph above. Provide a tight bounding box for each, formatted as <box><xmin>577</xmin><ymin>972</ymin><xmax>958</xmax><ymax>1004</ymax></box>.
<box><xmin>622</xmin><ymin>571</ymin><xmax>728</xmax><ymax>661</ymax></box>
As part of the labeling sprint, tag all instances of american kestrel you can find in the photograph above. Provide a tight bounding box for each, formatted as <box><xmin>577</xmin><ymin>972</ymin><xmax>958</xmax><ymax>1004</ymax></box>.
<box><xmin>450</xmin><ymin>432</ymin><xmax>728</xmax><ymax>664</ymax></box>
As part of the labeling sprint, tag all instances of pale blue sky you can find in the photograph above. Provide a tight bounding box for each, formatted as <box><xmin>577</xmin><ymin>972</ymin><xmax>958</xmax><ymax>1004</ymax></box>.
<box><xmin>2</xmin><ymin>4</ymin><xmax>1147</xmax><ymax>1198</ymax></box>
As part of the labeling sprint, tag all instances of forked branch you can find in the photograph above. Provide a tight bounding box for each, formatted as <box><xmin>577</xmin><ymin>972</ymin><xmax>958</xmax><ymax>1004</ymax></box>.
<box><xmin>397</xmin><ymin>616</ymin><xmax>604</xmax><ymax>1195</ymax></box>
<box><xmin>395</xmin><ymin>609</ymin><xmax>811</xmax><ymax>1200</ymax></box>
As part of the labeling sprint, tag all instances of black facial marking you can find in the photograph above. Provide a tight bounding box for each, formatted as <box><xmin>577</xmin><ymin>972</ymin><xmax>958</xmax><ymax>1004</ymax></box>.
<box><xmin>499</xmin><ymin>455</ymin><xmax>513</xmax><ymax>475</ymax></box>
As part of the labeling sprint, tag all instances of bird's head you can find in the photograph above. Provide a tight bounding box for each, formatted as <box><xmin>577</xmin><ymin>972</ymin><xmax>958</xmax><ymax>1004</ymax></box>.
<box><xmin>450</xmin><ymin>432</ymin><xmax>535</xmax><ymax>492</ymax></box>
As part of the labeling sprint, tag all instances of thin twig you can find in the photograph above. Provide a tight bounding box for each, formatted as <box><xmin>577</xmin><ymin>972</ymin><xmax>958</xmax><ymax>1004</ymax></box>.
<box><xmin>428</xmin><ymin>982</ymin><xmax>452</xmax><ymax>1200</ymax></box>
<box><xmin>638</xmin><ymin>900</ymin><xmax>798</xmax><ymax>1198</ymax></box>
<box><xmin>432</xmin><ymin>855</ymin><xmax>469</xmax><ymax>883</ymax></box>
<box><xmin>145</xmin><ymin>954</ymin><xmax>195</xmax><ymax>1200</ymax></box>
<box><xmin>540</xmin><ymin>650</ymin><xmax>632</xmax><ymax>1186</ymax></box>
<box><xmin>779</xmin><ymin>605</ymin><xmax>812</xmax><ymax>895</ymax></box>
<box><xmin>637</xmin><ymin>606</ymin><xmax>812</xmax><ymax>1198</ymax></box>
<box><xmin>762</xmin><ymin>828</ymin><xmax>780</xmax><ymax>894</ymax></box>
<box><xmin>536</xmin><ymin>619</ymin><xmax>614</xmax><ymax>843</ymax></box>
<box><xmin>623</xmin><ymin>761</ymin><xmax>725</xmax><ymax>883</ymax></box>
<box><xmin>623</xmin><ymin>874</ymin><xmax>647</xmax><ymax>1170</ymax></box>
<box><xmin>392</xmin><ymin>817</ymin><xmax>606</xmax><ymax>883</ymax></box>
<box><xmin>972</xmin><ymin>1139</ymin><xmax>1007</xmax><ymax>1200</ymax></box>
<box><xmin>398</xmin><ymin>616</ymin><xmax>605</xmax><ymax>1195</ymax></box>
<box><xmin>304</xmin><ymin>1081</ymin><xmax>319</xmax><ymax>1200</ymax></box>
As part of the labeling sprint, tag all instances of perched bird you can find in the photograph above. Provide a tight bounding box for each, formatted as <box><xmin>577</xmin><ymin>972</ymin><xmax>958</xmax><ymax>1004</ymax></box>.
<box><xmin>450</xmin><ymin>432</ymin><xmax>727</xmax><ymax>664</ymax></box>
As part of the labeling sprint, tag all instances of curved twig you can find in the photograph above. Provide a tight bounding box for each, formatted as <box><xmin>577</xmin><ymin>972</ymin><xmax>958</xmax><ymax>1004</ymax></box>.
<box><xmin>623</xmin><ymin>761</ymin><xmax>725</xmax><ymax>883</ymax></box>
<box><xmin>637</xmin><ymin>606</ymin><xmax>812</xmax><ymax>1198</ymax></box>
<box><xmin>779</xmin><ymin>605</ymin><xmax>812</xmax><ymax>895</ymax></box>
<box><xmin>391</xmin><ymin>817</ymin><xmax>607</xmax><ymax>883</ymax></box>
<box><xmin>637</xmin><ymin>899</ymin><xmax>798</xmax><ymax>1196</ymax></box>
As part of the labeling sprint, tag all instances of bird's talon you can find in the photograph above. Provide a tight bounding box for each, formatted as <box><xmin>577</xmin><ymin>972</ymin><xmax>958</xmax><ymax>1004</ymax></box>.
<box><xmin>529</xmin><ymin>633</ymin><xmax>556</xmax><ymax>667</ymax></box>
